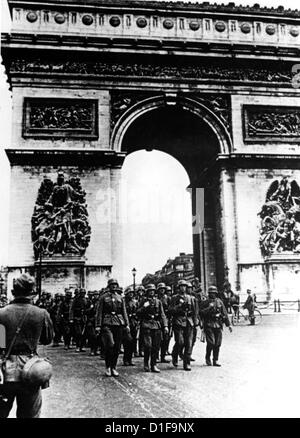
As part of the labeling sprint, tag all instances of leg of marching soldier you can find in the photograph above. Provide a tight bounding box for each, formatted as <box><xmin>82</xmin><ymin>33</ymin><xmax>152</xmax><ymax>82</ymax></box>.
<box><xmin>151</xmin><ymin>329</ymin><xmax>162</xmax><ymax>371</ymax></box>
<box><xmin>213</xmin><ymin>328</ymin><xmax>223</xmax><ymax>366</ymax></box>
<box><xmin>111</xmin><ymin>326</ymin><xmax>123</xmax><ymax>370</ymax></box>
<box><xmin>183</xmin><ymin>325</ymin><xmax>193</xmax><ymax>370</ymax></box>
<box><xmin>101</xmin><ymin>326</ymin><xmax>114</xmax><ymax>369</ymax></box>
<box><xmin>205</xmin><ymin>327</ymin><xmax>215</xmax><ymax>366</ymax></box>
<box><xmin>142</xmin><ymin>328</ymin><xmax>151</xmax><ymax>371</ymax></box>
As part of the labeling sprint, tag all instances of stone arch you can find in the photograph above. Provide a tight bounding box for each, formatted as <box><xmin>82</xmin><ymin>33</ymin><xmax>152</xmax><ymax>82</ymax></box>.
<box><xmin>111</xmin><ymin>94</ymin><xmax>232</xmax><ymax>155</ymax></box>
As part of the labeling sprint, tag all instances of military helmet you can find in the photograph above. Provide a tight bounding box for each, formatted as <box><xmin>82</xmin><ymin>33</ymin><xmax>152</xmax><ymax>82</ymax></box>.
<box><xmin>178</xmin><ymin>279</ymin><xmax>188</xmax><ymax>287</ymax></box>
<box><xmin>125</xmin><ymin>287</ymin><xmax>134</xmax><ymax>295</ymax></box>
<box><xmin>186</xmin><ymin>282</ymin><xmax>193</xmax><ymax>288</ymax></box>
<box><xmin>157</xmin><ymin>282</ymin><xmax>166</xmax><ymax>290</ymax></box>
<box><xmin>137</xmin><ymin>285</ymin><xmax>145</xmax><ymax>291</ymax></box>
<box><xmin>107</xmin><ymin>278</ymin><xmax>119</xmax><ymax>287</ymax></box>
<box><xmin>146</xmin><ymin>284</ymin><xmax>156</xmax><ymax>291</ymax></box>
<box><xmin>208</xmin><ymin>285</ymin><xmax>218</xmax><ymax>295</ymax></box>
<box><xmin>21</xmin><ymin>356</ymin><xmax>53</xmax><ymax>386</ymax></box>
<box><xmin>165</xmin><ymin>286</ymin><xmax>172</xmax><ymax>292</ymax></box>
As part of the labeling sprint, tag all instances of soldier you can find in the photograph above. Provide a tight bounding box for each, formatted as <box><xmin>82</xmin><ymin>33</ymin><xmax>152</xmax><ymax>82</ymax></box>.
<box><xmin>58</xmin><ymin>289</ymin><xmax>73</xmax><ymax>350</ymax></box>
<box><xmin>0</xmin><ymin>273</ymin><xmax>53</xmax><ymax>418</ymax></box>
<box><xmin>69</xmin><ymin>288</ymin><xmax>87</xmax><ymax>352</ymax></box>
<box><xmin>186</xmin><ymin>282</ymin><xmax>197</xmax><ymax>362</ymax></box>
<box><xmin>123</xmin><ymin>287</ymin><xmax>138</xmax><ymax>366</ymax></box>
<box><xmin>135</xmin><ymin>285</ymin><xmax>145</xmax><ymax>357</ymax></box>
<box><xmin>85</xmin><ymin>291</ymin><xmax>99</xmax><ymax>356</ymax></box>
<box><xmin>169</xmin><ymin>279</ymin><xmax>198</xmax><ymax>371</ymax></box>
<box><xmin>50</xmin><ymin>293</ymin><xmax>63</xmax><ymax>347</ymax></box>
<box><xmin>95</xmin><ymin>279</ymin><xmax>130</xmax><ymax>377</ymax></box>
<box><xmin>137</xmin><ymin>284</ymin><xmax>168</xmax><ymax>373</ymax></box>
<box><xmin>165</xmin><ymin>286</ymin><xmax>173</xmax><ymax>355</ymax></box>
<box><xmin>199</xmin><ymin>285</ymin><xmax>232</xmax><ymax>367</ymax></box>
<box><xmin>157</xmin><ymin>283</ymin><xmax>171</xmax><ymax>363</ymax></box>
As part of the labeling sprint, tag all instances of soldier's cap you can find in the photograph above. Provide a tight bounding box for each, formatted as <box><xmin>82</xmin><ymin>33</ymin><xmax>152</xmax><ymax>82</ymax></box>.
<box><xmin>107</xmin><ymin>278</ymin><xmax>119</xmax><ymax>287</ymax></box>
<box><xmin>146</xmin><ymin>284</ymin><xmax>156</xmax><ymax>291</ymax></box>
<box><xmin>157</xmin><ymin>282</ymin><xmax>166</xmax><ymax>290</ymax></box>
<box><xmin>13</xmin><ymin>274</ymin><xmax>36</xmax><ymax>297</ymax></box>
<box><xmin>208</xmin><ymin>286</ymin><xmax>218</xmax><ymax>294</ymax></box>
<box><xmin>178</xmin><ymin>280</ymin><xmax>188</xmax><ymax>287</ymax></box>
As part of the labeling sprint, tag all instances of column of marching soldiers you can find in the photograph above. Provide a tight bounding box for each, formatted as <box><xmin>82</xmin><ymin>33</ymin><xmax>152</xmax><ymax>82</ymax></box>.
<box><xmin>34</xmin><ymin>278</ymin><xmax>235</xmax><ymax>377</ymax></box>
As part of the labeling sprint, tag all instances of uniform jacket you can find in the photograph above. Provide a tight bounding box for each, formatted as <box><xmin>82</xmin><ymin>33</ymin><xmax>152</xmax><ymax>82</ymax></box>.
<box><xmin>199</xmin><ymin>297</ymin><xmax>230</xmax><ymax>329</ymax></box>
<box><xmin>0</xmin><ymin>297</ymin><xmax>53</xmax><ymax>382</ymax></box>
<box><xmin>58</xmin><ymin>299</ymin><xmax>73</xmax><ymax>321</ymax></box>
<box><xmin>169</xmin><ymin>293</ymin><xmax>198</xmax><ymax>328</ymax></box>
<box><xmin>137</xmin><ymin>297</ymin><xmax>167</xmax><ymax>330</ymax></box>
<box><xmin>125</xmin><ymin>298</ymin><xmax>139</xmax><ymax>327</ymax></box>
<box><xmin>69</xmin><ymin>297</ymin><xmax>87</xmax><ymax>320</ymax></box>
<box><xmin>95</xmin><ymin>292</ymin><xmax>129</xmax><ymax>328</ymax></box>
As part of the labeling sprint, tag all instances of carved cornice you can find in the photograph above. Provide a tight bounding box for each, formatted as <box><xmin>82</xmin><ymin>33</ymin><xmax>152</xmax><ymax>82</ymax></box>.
<box><xmin>7</xmin><ymin>1</ymin><xmax>300</xmax><ymax>19</ymax></box>
<box><xmin>7</xmin><ymin>57</ymin><xmax>294</xmax><ymax>87</ymax></box>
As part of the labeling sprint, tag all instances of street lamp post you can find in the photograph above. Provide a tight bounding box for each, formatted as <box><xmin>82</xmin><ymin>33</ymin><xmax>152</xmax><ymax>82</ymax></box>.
<box><xmin>132</xmin><ymin>268</ymin><xmax>137</xmax><ymax>292</ymax></box>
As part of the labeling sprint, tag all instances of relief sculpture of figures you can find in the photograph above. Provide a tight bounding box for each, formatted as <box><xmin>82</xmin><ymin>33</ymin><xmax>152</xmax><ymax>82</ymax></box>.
<box><xmin>258</xmin><ymin>177</ymin><xmax>300</xmax><ymax>256</ymax></box>
<box><xmin>31</xmin><ymin>172</ymin><xmax>91</xmax><ymax>258</ymax></box>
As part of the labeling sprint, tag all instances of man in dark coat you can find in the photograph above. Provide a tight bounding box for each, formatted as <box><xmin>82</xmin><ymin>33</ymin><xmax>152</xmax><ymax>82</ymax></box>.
<box><xmin>0</xmin><ymin>273</ymin><xmax>53</xmax><ymax>418</ymax></box>
<box><xmin>123</xmin><ymin>287</ymin><xmax>138</xmax><ymax>366</ymax></box>
<box><xmin>69</xmin><ymin>288</ymin><xmax>87</xmax><ymax>352</ymax></box>
<box><xmin>137</xmin><ymin>284</ymin><xmax>168</xmax><ymax>373</ymax></box>
<box><xmin>199</xmin><ymin>285</ymin><xmax>232</xmax><ymax>367</ymax></box>
<box><xmin>95</xmin><ymin>279</ymin><xmax>130</xmax><ymax>377</ymax></box>
<box><xmin>169</xmin><ymin>280</ymin><xmax>198</xmax><ymax>371</ymax></box>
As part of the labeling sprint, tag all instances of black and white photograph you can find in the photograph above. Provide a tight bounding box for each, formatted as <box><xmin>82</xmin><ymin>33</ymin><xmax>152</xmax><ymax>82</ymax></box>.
<box><xmin>0</xmin><ymin>0</ymin><xmax>300</xmax><ymax>421</ymax></box>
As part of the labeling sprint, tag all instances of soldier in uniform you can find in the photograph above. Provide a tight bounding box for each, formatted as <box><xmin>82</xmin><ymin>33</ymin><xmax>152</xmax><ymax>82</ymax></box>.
<box><xmin>58</xmin><ymin>289</ymin><xmax>73</xmax><ymax>350</ymax></box>
<box><xmin>0</xmin><ymin>274</ymin><xmax>53</xmax><ymax>418</ymax></box>
<box><xmin>157</xmin><ymin>283</ymin><xmax>171</xmax><ymax>363</ymax></box>
<box><xmin>50</xmin><ymin>293</ymin><xmax>63</xmax><ymax>347</ymax></box>
<box><xmin>95</xmin><ymin>279</ymin><xmax>130</xmax><ymax>377</ymax></box>
<box><xmin>137</xmin><ymin>284</ymin><xmax>168</xmax><ymax>373</ymax></box>
<box><xmin>199</xmin><ymin>285</ymin><xmax>232</xmax><ymax>366</ymax></box>
<box><xmin>169</xmin><ymin>279</ymin><xmax>198</xmax><ymax>371</ymax></box>
<box><xmin>135</xmin><ymin>285</ymin><xmax>145</xmax><ymax>357</ymax></box>
<box><xmin>123</xmin><ymin>287</ymin><xmax>138</xmax><ymax>366</ymax></box>
<box><xmin>69</xmin><ymin>288</ymin><xmax>87</xmax><ymax>352</ymax></box>
<box><xmin>85</xmin><ymin>291</ymin><xmax>99</xmax><ymax>356</ymax></box>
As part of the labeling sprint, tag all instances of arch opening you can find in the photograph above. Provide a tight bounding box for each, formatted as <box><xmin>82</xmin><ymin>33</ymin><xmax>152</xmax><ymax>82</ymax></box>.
<box><xmin>118</xmin><ymin>103</ymin><xmax>225</xmax><ymax>289</ymax></box>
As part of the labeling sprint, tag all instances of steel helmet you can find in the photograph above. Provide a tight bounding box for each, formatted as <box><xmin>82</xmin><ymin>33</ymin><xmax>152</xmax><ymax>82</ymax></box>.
<box><xmin>146</xmin><ymin>284</ymin><xmax>156</xmax><ymax>291</ymax></box>
<box><xmin>21</xmin><ymin>356</ymin><xmax>53</xmax><ymax>386</ymax></box>
<box><xmin>125</xmin><ymin>287</ymin><xmax>134</xmax><ymax>295</ymax></box>
<box><xmin>165</xmin><ymin>286</ymin><xmax>172</xmax><ymax>292</ymax></box>
<box><xmin>208</xmin><ymin>285</ymin><xmax>218</xmax><ymax>295</ymax></box>
<box><xmin>107</xmin><ymin>278</ymin><xmax>119</xmax><ymax>287</ymax></box>
<box><xmin>157</xmin><ymin>282</ymin><xmax>166</xmax><ymax>290</ymax></box>
<box><xmin>178</xmin><ymin>280</ymin><xmax>188</xmax><ymax>287</ymax></box>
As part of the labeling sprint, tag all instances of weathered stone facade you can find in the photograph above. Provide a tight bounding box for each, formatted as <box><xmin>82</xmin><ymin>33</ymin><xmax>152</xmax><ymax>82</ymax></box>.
<box><xmin>2</xmin><ymin>0</ymin><xmax>300</xmax><ymax>299</ymax></box>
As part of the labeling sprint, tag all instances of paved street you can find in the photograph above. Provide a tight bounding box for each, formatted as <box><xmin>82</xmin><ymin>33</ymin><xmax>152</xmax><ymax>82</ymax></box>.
<box><xmin>11</xmin><ymin>314</ymin><xmax>300</xmax><ymax>418</ymax></box>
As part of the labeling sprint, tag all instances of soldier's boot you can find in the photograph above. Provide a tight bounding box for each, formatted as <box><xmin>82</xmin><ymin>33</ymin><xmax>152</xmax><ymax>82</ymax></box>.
<box><xmin>144</xmin><ymin>351</ymin><xmax>150</xmax><ymax>372</ymax></box>
<box><xmin>213</xmin><ymin>347</ymin><xmax>221</xmax><ymax>367</ymax></box>
<box><xmin>111</xmin><ymin>368</ymin><xmax>119</xmax><ymax>377</ymax></box>
<box><xmin>105</xmin><ymin>367</ymin><xmax>112</xmax><ymax>377</ymax></box>
<box><xmin>183</xmin><ymin>362</ymin><xmax>191</xmax><ymax>371</ymax></box>
<box><xmin>205</xmin><ymin>344</ymin><xmax>213</xmax><ymax>366</ymax></box>
<box><xmin>160</xmin><ymin>344</ymin><xmax>170</xmax><ymax>363</ymax></box>
<box><xmin>172</xmin><ymin>352</ymin><xmax>178</xmax><ymax>368</ymax></box>
<box><xmin>151</xmin><ymin>365</ymin><xmax>160</xmax><ymax>373</ymax></box>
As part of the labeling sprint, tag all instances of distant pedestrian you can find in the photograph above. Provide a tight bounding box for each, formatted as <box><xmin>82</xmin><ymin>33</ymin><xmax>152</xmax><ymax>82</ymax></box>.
<box><xmin>243</xmin><ymin>289</ymin><xmax>256</xmax><ymax>325</ymax></box>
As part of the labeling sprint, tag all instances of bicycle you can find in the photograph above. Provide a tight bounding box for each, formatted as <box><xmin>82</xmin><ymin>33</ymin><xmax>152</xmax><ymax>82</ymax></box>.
<box><xmin>231</xmin><ymin>305</ymin><xmax>262</xmax><ymax>326</ymax></box>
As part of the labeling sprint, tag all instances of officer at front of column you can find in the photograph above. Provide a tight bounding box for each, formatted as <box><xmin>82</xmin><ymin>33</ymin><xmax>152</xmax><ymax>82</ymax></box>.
<box><xmin>95</xmin><ymin>279</ymin><xmax>130</xmax><ymax>377</ymax></box>
<box><xmin>169</xmin><ymin>279</ymin><xmax>198</xmax><ymax>371</ymax></box>
<box><xmin>199</xmin><ymin>285</ymin><xmax>232</xmax><ymax>367</ymax></box>
<box><xmin>137</xmin><ymin>284</ymin><xmax>168</xmax><ymax>373</ymax></box>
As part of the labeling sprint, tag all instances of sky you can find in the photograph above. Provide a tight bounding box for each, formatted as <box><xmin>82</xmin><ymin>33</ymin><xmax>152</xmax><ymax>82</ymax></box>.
<box><xmin>1</xmin><ymin>0</ymin><xmax>300</xmax><ymax>285</ymax></box>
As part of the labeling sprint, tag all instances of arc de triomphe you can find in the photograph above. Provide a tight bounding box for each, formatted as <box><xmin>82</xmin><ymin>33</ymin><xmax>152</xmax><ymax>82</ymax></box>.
<box><xmin>2</xmin><ymin>0</ymin><xmax>300</xmax><ymax>299</ymax></box>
